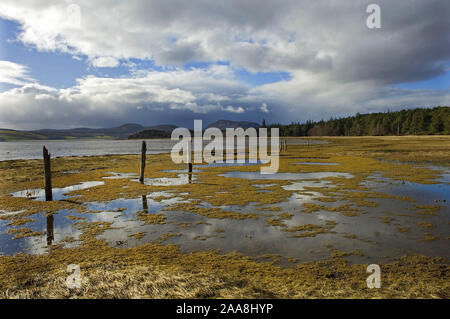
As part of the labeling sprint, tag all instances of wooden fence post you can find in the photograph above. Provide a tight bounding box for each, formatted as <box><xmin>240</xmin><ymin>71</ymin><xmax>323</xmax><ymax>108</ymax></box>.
<box><xmin>43</xmin><ymin>146</ymin><xmax>52</xmax><ymax>201</ymax></box>
<box><xmin>139</xmin><ymin>141</ymin><xmax>146</xmax><ymax>183</ymax></box>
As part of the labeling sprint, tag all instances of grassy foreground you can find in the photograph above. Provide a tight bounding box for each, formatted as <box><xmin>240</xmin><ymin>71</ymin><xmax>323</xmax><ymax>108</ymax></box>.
<box><xmin>0</xmin><ymin>243</ymin><xmax>448</xmax><ymax>298</ymax></box>
<box><xmin>0</xmin><ymin>136</ymin><xmax>449</xmax><ymax>298</ymax></box>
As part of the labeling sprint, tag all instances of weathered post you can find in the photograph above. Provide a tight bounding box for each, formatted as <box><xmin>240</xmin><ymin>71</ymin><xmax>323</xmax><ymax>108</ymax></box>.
<box><xmin>284</xmin><ymin>140</ymin><xmax>287</xmax><ymax>151</ymax></box>
<box><xmin>43</xmin><ymin>146</ymin><xmax>52</xmax><ymax>201</ymax></box>
<box><xmin>187</xmin><ymin>140</ymin><xmax>193</xmax><ymax>173</ymax></box>
<box><xmin>139</xmin><ymin>141</ymin><xmax>146</xmax><ymax>183</ymax></box>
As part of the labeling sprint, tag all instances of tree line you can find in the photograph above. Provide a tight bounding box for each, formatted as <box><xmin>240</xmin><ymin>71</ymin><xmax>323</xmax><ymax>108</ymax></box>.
<box><xmin>263</xmin><ymin>106</ymin><xmax>449</xmax><ymax>136</ymax></box>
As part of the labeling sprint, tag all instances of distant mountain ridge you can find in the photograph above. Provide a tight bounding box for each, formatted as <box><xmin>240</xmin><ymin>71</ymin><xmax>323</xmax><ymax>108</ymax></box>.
<box><xmin>1</xmin><ymin>106</ymin><xmax>447</xmax><ymax>141</ymax></box>
<box><xmin>128</xmin><ymin>120</ymin><xmax>260</xmax><ymax>139</ymax></box>
<box><xmin>0</xmin><ymin>123</ymin><xmax>177</xmax><ymax>141</ymax></box>
<box><xmin>128</xmin><ymin>129</ymin><xmax>172</xmax><ymax>139</ymax></box>
<box><xmin>0</xmin><ymin>120</ymin><xmax>261</xmax><ymax>141</ymax></box>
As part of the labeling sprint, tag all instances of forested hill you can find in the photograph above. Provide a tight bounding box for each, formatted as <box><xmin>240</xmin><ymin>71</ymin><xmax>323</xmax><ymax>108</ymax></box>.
<box><xmin>265</xmin><ymin>106</ymin><xmax>449</xmax><ymax>136</ymax></box>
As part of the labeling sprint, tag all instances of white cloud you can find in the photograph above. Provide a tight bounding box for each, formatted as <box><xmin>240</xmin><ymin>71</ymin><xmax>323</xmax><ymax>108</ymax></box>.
<box><xmin>0</xmin><ymin>65</ymin><xmax>256</xmax><ymax>128</ymax></box>
<box><xmin>0</xmin><ymin>60</ymin><xmax>34</xmax><ymax>85</ymax></box>
<box><xmin>260</xmin><ymin>103</ymin><xmax>269</xmax><ymax>113</ymax></box>
<box><xmin>90</xmin><ymin>56</ymin><xmax>120</xmax><ymax>68</ymax></box>
<box><xmin>223</xmin><ymin>105</ymin><xmax>245</xmax><ymax>113</ymax></box>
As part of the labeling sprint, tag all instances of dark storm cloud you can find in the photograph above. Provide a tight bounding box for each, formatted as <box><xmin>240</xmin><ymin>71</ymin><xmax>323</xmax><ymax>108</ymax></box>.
<box><xmin>333</xmin><ymin>0</ymin><xmax>450</xmax><ymax>84</ymax></box>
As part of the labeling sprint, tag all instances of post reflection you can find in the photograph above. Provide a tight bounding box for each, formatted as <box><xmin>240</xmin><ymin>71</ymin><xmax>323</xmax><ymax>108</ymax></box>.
<box><xmin>46</xmin><ymin>214</ymin><xmax>54</xmax><ymax>246</ymax></box>
<box><xmin>142</xmin><ymin>195</ymin><xmax>148</xmax><ymax>212</ymax></box>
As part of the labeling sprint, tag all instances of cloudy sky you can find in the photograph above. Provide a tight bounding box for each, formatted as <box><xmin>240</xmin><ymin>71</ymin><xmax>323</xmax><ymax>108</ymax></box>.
<box><xmin>0</xmin><ymin>0</ymin><xmax>449</xmax><ymax>130</ymax></box>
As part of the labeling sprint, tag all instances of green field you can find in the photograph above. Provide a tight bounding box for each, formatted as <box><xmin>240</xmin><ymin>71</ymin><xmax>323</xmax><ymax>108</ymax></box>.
<box><xmin>0</xmin><ymin>130</ymin><xmax>47</xmax><ymax>141</ymax></box>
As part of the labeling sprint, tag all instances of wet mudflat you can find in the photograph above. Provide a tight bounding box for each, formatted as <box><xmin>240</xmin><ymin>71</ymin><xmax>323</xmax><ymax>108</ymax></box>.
<box><xmin>1</xmin><ymin>159</ymin><xmax>448</xmax><ymax>264</ymax></box>
<box><xmin>0</xmin><ymin>136</ymin><xmax>449</xmax><ymax>298</ymax></box>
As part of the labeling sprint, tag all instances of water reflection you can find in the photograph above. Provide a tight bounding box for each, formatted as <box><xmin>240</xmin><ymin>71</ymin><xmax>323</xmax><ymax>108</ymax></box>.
<box><xmin>198</xmin><ymin>160</ymin><xmax>267</xmax><ymax>168</ymax></box>
<box><xmin>1</xmin><ymin>168</ymin><xmax>448</xmax><ymax>264</ymax></box>
<box><xmin>0</xmin><ymin>209</ymin><xmax>82</xmax><ymax>255</ymax></box>
<box><xmin>104</xmin><ymin>172</ymin><xmax>139</xmax><ymax>179</ymax></box>
<box><xmin>0</xmin><ymin>209</ymin><xmax>26</xmax><ymax>216</ymax></box>
<box><xmin>142</xmin><ymin>195</ymin><xmax>148</xmax><ymax>212</ymax></box>
<box><xmin>11</xmin><ymin>181</ymin><xmax>105</xmax><ymax>201</ymax></box>
<box><xmin>132</xmin><ymin>174</ymin><xmax>196</xmax><ymax>186</ymax></box>
<box><xmin>46</xmin><ymin>214</ymin><xmax>54</xmax><ymax>246</ymax></box>
<box><xmin>221</xmin><ymin>171</ymin><xmax>353</xmax><ymax>180</ymax></box>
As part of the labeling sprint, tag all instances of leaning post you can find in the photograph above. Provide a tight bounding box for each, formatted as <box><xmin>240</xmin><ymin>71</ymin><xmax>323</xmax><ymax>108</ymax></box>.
<box><xmin>43</xmin><ymin>146</ymin><xmax>53</xmax><ymax>201</ymax></box>
<box><xmin>139</xmin><ymin>141</ymin><xmax>147</xmax><ymax>183</ymax></box>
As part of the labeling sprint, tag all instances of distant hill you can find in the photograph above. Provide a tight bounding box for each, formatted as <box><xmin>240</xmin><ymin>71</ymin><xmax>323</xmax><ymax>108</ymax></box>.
<box><xmin>128</xmin><ymin>129</ymin><xmax>172</xmax><ymax>139</ymax></box>
<box><xmin>31</xmin><ymin>123</ymin><xmax>145</xmax><ymax>139</ymax></box>
<box><xmin>0</xmin><ymin>129</ymin><xmax>47</xmax><ymax>141</ymax></box>
<box><xmin>144</xmin><ymin>124</ymin><xmax>178</xmax><ymax>132</ymax></box>
<box><xmin>206</xmin><ymin>120</ymin><xmax>260</xmax><ymax>130</ymax></box>
<box><xmin>128</xmin><ymin>124</ymin><xmax>178</xmax><ymax>139</ymax></box>
<box><xmin>0</xmin><ymin>123</ymin><xmax>178</xmax><ymax>141</ymax></box>
<box><xmin>0</xmin><ymin>120</ymin><xmax>261</xmax><ymax>141</ymax></box>
<box><xmin>129</xmin><ymin>121</ymin><xmax>261</xmax><ymax>138</ymax></box>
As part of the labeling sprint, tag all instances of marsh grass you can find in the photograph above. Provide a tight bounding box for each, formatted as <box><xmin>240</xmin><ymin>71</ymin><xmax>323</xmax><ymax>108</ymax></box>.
<box><xmin>0</xmin><ymin>243</ymin><xmax>448</xmax><ymax>298</ymax></box>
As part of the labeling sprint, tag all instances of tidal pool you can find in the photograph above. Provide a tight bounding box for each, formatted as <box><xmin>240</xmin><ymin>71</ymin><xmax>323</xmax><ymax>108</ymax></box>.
<box><xmin>198</xmin><ymin>160</ymin><xmax>267</xmax><ymax>167</ymax></box>
<box><xmin>220</xmin><ymin>171</ymin><xmax>353</xmax><ymax>180</ymax></box>
<box><xmin>162</xmin><ymin>160</ymin><xmax>266</xmax><ymax>173</ymax></box>
<box><xmin>103</xmin><ymin>172</ymin><xmax>139</xmax><ymax>179</ymax></box>
<box><xmin>1</xmin><ymin>167</ymin><xmax>448</xmax><ymax>264</ymax></box>
<box><xmin>11</xmin><ymin>181</ymin><xmax>105</xmax><ymax>201</ymax></box>
<box><xmin>132</xmin><ymin>173</ymin><xmax>197</xmax><ymax>185</ymax></box>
